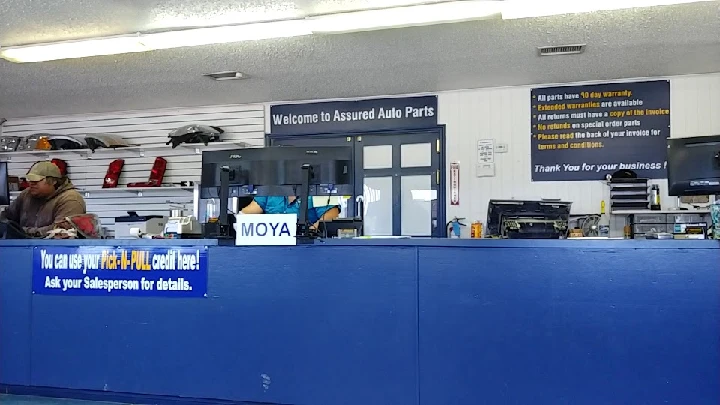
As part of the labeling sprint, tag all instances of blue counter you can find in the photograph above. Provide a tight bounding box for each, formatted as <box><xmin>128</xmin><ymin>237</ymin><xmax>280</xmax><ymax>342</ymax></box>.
<box><xmin>1</xmin><ymin>239</ymin><xmax>718</xmax><ymax>405</ymax></box>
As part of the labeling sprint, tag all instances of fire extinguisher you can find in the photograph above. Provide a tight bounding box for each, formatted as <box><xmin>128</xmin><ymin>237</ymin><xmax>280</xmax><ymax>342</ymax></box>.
<box><xmin>446</xmin><ymin>217</ymin><xmax>466</xmax><ymax>238</ymax></box>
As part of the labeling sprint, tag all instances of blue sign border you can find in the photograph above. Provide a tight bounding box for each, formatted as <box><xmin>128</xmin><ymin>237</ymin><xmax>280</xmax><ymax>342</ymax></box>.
<box><xmin>31</xmin><ymin>246</ymin><xmax>209</xmax><ymax>298</ymax></box>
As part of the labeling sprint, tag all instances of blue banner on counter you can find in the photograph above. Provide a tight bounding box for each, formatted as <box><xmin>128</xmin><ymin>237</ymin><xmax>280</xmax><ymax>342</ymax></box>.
<box><xmin>270</xmin><ymin>96</ymin><xmax>438</xmax><ymax>135</ymax></box>
<box><xmin>32</xmin><ymin>246</ymin><xmax>209</xmax><ymax>297</ymax></box>
<box><xmin>531</xmin><ymin>80</ymin><xmax>670</xmax><ymax>181</ymax></box>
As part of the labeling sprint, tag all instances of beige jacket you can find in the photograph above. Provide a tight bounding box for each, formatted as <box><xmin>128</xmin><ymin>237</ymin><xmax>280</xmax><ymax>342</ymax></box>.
<box><xmin>5</xmin><ymin>180</ymin><xmax>87</xmax><ymax>237</ymax></box>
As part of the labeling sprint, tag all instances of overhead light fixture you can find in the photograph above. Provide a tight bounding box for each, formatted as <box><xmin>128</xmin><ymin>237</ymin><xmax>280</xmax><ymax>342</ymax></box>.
<box><xmin>0</xmin><ymin>1</ymin><xmax>504</xmax><ymax>63</ymax></box>
<box><xmin>4</xmin><ymin>0</ymin><xmax>707</xmax><ymax>63</ymax></box>
<box><xmin>308</xmin><ymin>1</ymin><xmax>503</xmax><ymax>34</ymax></box>
<box><xmin>502</xmin><ymin>0</ymin><xmax>714</xmax><ymax>19</ymax></box>
<box><xmin>0</xmin><ymin>20</ymin><xmax>311</xmax><ymax>63</ymax></box>
<box><xmin>0</xmin><ymin>35</ymin><xmax>148</xmax><ymax>63</ymax></box>
<box><xmin>141</xmin><ymin>20</ymin><xmax>311</xmax><ymax>50</ymax></box>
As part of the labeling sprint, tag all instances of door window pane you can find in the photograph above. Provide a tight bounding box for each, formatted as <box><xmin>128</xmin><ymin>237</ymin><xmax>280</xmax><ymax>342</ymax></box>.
<box><xmin>401</xmin><ymin>175</ymin><xmax>433</xmax><ymax>236</ymax></box>
<box><xmin>363</xmin><ymin>177</ymin><xmax>393</xmax><ymax>236</ymax></box>
<box><xmin>363</xmin><ymin>145</ymin><xmax>393</xmax><ymax>169</ymax></box>
<box><xmin>400</xmin><ymin>142</ymin><xmax>432</xmax><ymax>168</ymax></box>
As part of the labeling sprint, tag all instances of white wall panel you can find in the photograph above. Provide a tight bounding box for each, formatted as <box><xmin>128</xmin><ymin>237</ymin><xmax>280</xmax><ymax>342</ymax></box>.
<box><xmin>439</xmin><ymin>73</ymin><xmax>720</xmax><ymax>232</ymax></box>
<box><xmin>2</xmin><ymin>104</ymin><xmax>265</xmax><ymax>236</ymax></box>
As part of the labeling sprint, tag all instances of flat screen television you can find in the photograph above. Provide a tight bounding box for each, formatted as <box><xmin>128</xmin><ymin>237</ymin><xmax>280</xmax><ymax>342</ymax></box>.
<box><xmin>667</xmin><ymin>135</ymin><xmax>720</xmax><ymax>196</ymax></box>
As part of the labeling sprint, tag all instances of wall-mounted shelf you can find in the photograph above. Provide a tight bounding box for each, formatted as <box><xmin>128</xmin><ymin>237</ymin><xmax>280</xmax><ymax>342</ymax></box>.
<box><xmin>0</xmin><ymin>141</ymin><xmax>252</xmax><ymax>160</ymax></box>
<box><xmin>611</xmin><ymin>209</ymin><xmax>711</xmax><ymax>215</ymax></box>
<box><xmin>10</xmin><ymin>186</ymin><xmax>192</xmax><ymax>197</ymax></box>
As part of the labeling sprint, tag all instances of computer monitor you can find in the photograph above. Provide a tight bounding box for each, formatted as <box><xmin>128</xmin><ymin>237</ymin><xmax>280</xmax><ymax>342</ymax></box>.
<box><xmin>201</xmin><ymin>146</ymin><xmax>353</xmax><ymax>197</ymax></box>
<box><xmin>200</xmin><ymin>146</ymin><xmax>354</xmax><ymax>239</ymax></box>
<box><xmin>0</xmin><ymin>161</ymin><xmax>9</xmax><ymax>206</ymax></box>
<box><xmin>667</xmin><ymin>135</ymin><xmax>720</xmax><ymax>196</ymax></box>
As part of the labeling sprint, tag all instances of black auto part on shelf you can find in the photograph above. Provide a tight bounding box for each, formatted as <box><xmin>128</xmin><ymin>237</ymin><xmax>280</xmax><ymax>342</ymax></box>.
<box><xmin>166</xmin><ymin>125</ymin><xmax>223</xmax><ymax>148</ymax></box>
<box><xmin>47</xmin><ymin>135</ymin><xmax>86</xmax><ymax>150</ymax></box>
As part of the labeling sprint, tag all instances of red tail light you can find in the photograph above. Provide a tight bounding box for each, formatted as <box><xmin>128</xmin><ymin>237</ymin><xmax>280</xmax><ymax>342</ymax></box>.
<box><xmin>148</xmin><ymin>157</ymin><xmax>167</xmax><ymax>186</ymax></box>
<box><xmin>102</xmin><ymin>159</ymin><xmax>124</xmax><ymax>188</ymax></box>
<box><xmin>127</xmin><ymin>157</ymin><xmax>167</xmax><ymax>187</ymax></box>
<box><xmin>51</xmin><ymin>159</ymin><xmax>68</xmax><ymax>176</ymax></box>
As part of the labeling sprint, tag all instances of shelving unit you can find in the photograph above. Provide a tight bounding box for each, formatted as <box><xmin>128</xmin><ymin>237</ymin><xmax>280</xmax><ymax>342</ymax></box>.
<box><xmin>10</xmin><ymin>186</ymin><xmax>193</xmax><ymax>197</ymax></box>
<box><xmin>611</xmin><ymin>209</ymin><xmax>711</xmax><ymax>215</ymax></box>
<box><xmin>0</xmin><ymin>140</ymin><xmax>253</xmax><ymax>161</ymax></box>
<box><xmin>608</xmin><ymin>178</ymin><xmax>649</xmax><ymax>211</ymax></box>
<box><xmin>611</xmin><ymin>209</ymin><xmax>711</xmax><ymax>238</ymax></box>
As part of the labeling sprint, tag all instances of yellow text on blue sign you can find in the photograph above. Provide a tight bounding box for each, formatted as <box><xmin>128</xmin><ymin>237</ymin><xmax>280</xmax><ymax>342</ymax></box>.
<box><xmin>99</xmin><ymin>249</ymin><xmax>200</xmax><ymax>271</ymax></box>
<box><xmin>38</xmin><ymin>248</ymin><xmax>201</xmax><ymax>272</ymax></box>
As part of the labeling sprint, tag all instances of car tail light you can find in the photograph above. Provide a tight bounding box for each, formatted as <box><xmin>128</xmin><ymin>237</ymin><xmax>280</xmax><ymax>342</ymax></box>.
<box><xmin>127</xmin><ymin>157</ymin><xmax>167</xmax><ymax>187</ymax></box>
<box><xmin>51</xmin><ymin>159</ymin><xmax>68</xmax><ymax>176</ymax></box>
<box><xmin>103</xmin><ymin>159</ymin><xmax>124</xmax><ymax>188</ymax></box>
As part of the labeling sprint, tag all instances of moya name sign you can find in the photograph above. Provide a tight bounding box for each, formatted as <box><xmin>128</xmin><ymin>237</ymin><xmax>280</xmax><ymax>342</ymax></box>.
<box><xmin>235</xmin><ymin>214</ymin><xmax>297</xmax><ymax>246</ymax></box>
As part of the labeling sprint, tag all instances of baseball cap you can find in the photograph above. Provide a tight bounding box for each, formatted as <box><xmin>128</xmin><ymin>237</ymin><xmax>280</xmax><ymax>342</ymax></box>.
<box><xmin>26</xmin><ymin>161</ymin><xmax>62</xmax><ymax>182</ymax></box>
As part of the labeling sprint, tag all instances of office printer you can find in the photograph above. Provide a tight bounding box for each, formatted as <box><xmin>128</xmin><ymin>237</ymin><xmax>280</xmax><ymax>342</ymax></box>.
<box><xmin>486</xmin><ymin>199</ymin><xmax>572</xmax><ymax>239</ymax></box>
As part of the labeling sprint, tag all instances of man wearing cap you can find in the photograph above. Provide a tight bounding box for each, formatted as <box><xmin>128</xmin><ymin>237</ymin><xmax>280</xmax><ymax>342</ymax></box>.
<box><xmin>3</xmin><ymin>161</ymin><xmax>86</xmax><ymax>237</ymax></box>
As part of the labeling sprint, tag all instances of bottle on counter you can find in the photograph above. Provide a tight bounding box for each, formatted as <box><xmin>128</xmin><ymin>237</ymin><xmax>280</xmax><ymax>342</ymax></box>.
<box><xmin>470</xmin><ymin>221</ymin><xmax>483</xmax><ymax>238</ymax></box>
<box><xmin>598</xmin><ymin>200</ymin><xmax>610</xmax><ymax>236</ymax></box>
<box><xmin>650</xmin><ymin>185</ymin><xmax>661</xmax><ymax>211</ymax></box>
<box><xmin>204</xmin><ymin>198</ymin><xmax>219</xmax><ymax>223</ymax></box>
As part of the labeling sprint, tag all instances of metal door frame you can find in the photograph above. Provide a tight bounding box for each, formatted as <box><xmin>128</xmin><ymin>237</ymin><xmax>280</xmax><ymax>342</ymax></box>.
<box><xmin>266</xmin><ymin>126</ymin><xmax>447</xmax><ymax>237</ymax></box>
<box><xmin>357</xmin><ymin>132</ymin><xmax>441</xmax><ymax>236</ymax></box>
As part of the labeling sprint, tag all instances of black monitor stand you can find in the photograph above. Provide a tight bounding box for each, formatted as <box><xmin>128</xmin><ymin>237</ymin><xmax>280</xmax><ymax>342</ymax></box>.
<box><xmin>219</xmin><ymin>166</ymin><xmax>230</xmax><ymax>228</ymax></box>
<box><xmin>297</xmin><ymin>164</ymin><xmax>317</xmax><ymax>243</ymax></box>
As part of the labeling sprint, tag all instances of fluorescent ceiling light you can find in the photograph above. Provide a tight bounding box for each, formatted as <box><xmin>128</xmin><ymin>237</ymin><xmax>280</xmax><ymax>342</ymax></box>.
<box><xmin>147</xmin><ymin>8</ymin><xmax>302</xmax><ymax>31</ymax></box>
<box><xmin>4</xmin><ymin>0</ymin><xmax>707</xmax><ymax>63</ymax></box>
<box><xmin>1</xmin><ymin>1</ymin><xmax>502</xmax><ymax>63</ymax></box>
<box><xmin>309</xmin><ymin>1</ymin><xmax>503</xmax><ymax>34</ymax></box>
<box><xmin>502</xmin><ymin>0</ymin><xmax>713</xmax><ymax>19</ymax></box>
<box><xmin>142</xmin><ymin>20</ymin><xmax>311</xmax><ymax>50</ymax></box>
<box><xmin>0</xmin><ymin>35</ymin><xmax>147</xmax><ymax>63</ymax></box>
<box><xmin>0</xmin><ymin>20</ymin><xmax>311</xmax><ymax>63</ymax></box>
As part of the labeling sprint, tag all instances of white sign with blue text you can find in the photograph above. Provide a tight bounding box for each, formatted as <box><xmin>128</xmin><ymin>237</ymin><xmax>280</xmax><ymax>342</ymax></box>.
<box><xmin>235</xmin><ymin>214</ymin><xmax>297</xmax><ymax>246</ymax></box>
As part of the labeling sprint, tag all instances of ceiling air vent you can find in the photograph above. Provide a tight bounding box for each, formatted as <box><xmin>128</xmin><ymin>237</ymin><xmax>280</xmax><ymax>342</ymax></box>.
<box><xmin>538</xmin><ymin>44</ymin><xmax>586</xmax><ymax>56</ymax></box>
<box><xmin>203</xmin><ymin>71</ymin><xmax>248</xmax><ymax>81</ymax></box>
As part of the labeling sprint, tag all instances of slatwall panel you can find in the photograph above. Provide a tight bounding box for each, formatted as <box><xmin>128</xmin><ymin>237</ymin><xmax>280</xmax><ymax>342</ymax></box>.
<box><xmin>1</xmin><ymin>104</ymin><xmax>265</xmax><ymax>236</ymax></box>
<box><xmin>438</xmin><ymin>73</ymin><xmax>720</xmax><ymax>235</ymax></box>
